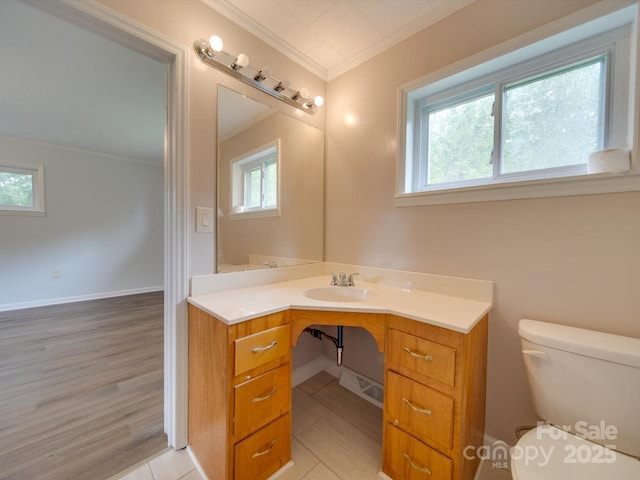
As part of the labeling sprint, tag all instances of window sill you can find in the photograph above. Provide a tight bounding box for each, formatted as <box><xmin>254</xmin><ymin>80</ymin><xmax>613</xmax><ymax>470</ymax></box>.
<box><xmin>0</xmin><ymin>209</ymin><xmax>45</xmax><ymax>216</ymax></box>
<box><xmin>395</xmin><ymin>169</ymin><xmax>640</xmax><ymax>207</ymax></box>
<box><xmin>229</xmin><ymin>208</ymin><xmax>280</xmax><ymax>220</ymax></box>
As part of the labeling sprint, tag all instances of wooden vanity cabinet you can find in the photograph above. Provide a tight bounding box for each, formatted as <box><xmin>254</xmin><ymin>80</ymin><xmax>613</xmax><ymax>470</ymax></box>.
<box><xmin>188</xmin><ymin>305</ymin><xmax>292</xmax><ymax>480</ymax></box>
<box><xmin>382</xmin><ymin>314</ymin><xmax>488</xmax><ymax>480</ymax></box>
<box><xmin>189</xmin><ymin>302</ymin><xmax>487</xmax><ymax>480</ymax></box>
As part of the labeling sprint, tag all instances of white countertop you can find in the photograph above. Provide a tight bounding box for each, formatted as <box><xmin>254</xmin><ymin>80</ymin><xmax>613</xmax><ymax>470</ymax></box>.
<box><xmin>188</xmin><ymin>274</ymin><xmax>492</xmax><ymax>334</ymax></box>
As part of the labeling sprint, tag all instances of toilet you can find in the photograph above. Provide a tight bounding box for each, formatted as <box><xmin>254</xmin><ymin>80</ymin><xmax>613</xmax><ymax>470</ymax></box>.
<box><xmin>512</xmin><ymin>318</ymin><xmax>640</xmax><ymax>479</ymax></box>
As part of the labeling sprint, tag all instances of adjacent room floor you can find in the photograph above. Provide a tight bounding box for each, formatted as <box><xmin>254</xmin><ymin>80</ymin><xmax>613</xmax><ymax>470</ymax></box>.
<box><xmin>0</xmin><ymin>292</ymin><xmax>166</xmax><ymax>480</ymax></box>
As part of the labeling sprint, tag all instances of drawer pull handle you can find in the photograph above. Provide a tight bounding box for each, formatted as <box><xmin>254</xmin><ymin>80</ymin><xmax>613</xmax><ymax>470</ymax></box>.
<box><xmin>402</xmin><ymin>397</ymin><xmax>432</xmax><ymax>415</ymax></box>
<box><xmin>252</xmin><ymin>439</ymin><xmax>276</xmax><ymax>458</ymax></box>
<box><xmin>252</xmin><ymin>387</ymin><xmax>278</xmax><ymax>403</ymax></box>
<box><xmin>252</xmin><ymin>340</ymin><xmax>278</xmax><ymax>353</ymax></box>
<box><xmin>403</xmin><ymin>347</ymin><xmax>433</xmax><ymax>361</ymax></box>
<box><xmin>403</xmin><ymin>452</ymin><xmax>432</xmax><ymax>475</ymax></box>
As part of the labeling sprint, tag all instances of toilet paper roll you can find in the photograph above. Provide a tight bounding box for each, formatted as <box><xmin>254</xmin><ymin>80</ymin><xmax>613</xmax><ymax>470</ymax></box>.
<box><xmin>587</xmin><ymin>148</ymin><xmax>630</xmax><ymax>174</ymax></box>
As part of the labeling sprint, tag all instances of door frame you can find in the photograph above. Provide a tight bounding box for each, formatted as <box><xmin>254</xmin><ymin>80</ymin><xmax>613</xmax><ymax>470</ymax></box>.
<box><xmin>37</xmin><ymin>0</ymin><xmax>190</xmax><ymax>448</ymax></box>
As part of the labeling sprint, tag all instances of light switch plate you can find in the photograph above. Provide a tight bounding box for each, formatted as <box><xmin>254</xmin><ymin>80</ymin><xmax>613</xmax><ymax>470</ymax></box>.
<box><xmin>196</xmin><ymin>207</ymin><xmax>214</xmax><ymax>233</ymax></box>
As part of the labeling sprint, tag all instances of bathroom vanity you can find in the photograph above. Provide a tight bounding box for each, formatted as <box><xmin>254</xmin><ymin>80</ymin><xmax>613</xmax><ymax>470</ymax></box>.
<box><xmin>187</xmin><ymin>270</ymin><xmax>492</xmax><ymax>480</ymax></box>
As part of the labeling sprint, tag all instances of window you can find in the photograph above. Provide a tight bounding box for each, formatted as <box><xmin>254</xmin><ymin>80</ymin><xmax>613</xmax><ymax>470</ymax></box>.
<box><xmin>0</xmin><ymin>161</ymin><xmax>45</xmax><ymax>215</ymax></box>
<box><xmin>421</xmin><ymin>57</ymin><xmax>606</xmax><ymax>189</ymax></box>
<box><xmin>422</xmin><ymin>89</ymin><xmax>494</xmax><ymax>187</ymax></box>
<box><xmin>398</xmin><ymin>4</ymin><xmax>638</xmax><ymax>206</ymax></box>
<box><xmin>231</xmin><ymin>140</ymin><xmax>280</xmax><ymax>218</ymax></box>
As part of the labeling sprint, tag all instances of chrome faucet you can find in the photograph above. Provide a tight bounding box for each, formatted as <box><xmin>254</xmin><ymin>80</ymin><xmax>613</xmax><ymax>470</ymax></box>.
<box><xmin>329</xmin><ymin>272</ymin><xmax>360</xmax><ymax>286</ymax></box>
<box><xmin>261</xmin><ymin>261</ymin><xmax>277</xmax><ymax>268</ymax></box>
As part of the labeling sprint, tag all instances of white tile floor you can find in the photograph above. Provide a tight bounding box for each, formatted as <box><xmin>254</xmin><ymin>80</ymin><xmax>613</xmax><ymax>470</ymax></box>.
<box><xmin>109</xmin><ymin>448</ymin><xmax>202</xmax><ymax>480</ymax></box>
<box><xmin>110</xmin><ymin>371</ymin><xmax>511</xmax><ymax>480</ymax></box>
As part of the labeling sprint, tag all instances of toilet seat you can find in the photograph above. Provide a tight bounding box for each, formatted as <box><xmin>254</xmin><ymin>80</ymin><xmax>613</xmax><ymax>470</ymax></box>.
<box><xmin>511</xmin><ymin>425</ymin><xmax>640</xmax><ymax>480</ymax></box>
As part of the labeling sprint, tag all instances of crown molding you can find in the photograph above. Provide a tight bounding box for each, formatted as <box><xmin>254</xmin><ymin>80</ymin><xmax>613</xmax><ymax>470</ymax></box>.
<box><xmin>201</xmin><ymin>0</ymin><xmax>329</xmax><ymax>80</ymax></box>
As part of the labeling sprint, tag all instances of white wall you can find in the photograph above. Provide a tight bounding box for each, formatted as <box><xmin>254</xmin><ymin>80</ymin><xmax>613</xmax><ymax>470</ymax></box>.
<box><xmin>0</xmin><ymin>135</ymin><xmax>163</xmax><ymax>309</ymax></box>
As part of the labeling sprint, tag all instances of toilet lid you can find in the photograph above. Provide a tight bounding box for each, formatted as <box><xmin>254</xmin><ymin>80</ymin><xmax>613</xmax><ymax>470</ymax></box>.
<box><xmin>511</xmin><ymin>425</ymin><xmax>640</xmax><ymax>480</ymax></box>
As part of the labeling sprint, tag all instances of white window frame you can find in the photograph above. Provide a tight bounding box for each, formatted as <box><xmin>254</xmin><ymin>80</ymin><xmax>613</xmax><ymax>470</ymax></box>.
<box><xmin>396</xmin><ymin>3</ymin><xmax>640</xmax><ymax>206</ymax></box>
<box><xmin>230</xmin><ymin>139</ymin><xmax>281</xmax><ymax>219</ymax></box>
<box><xmin>0</xmin><ymin>160</ymin><xmax>45</xmax><ymax>215</ymax></box>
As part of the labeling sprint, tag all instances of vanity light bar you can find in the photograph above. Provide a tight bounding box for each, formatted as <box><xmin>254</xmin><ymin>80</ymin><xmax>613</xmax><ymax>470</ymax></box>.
<box><xmin>193</xmin><ymin>36</ymin><xmax>323</xmax><ymax>115</ymax></box>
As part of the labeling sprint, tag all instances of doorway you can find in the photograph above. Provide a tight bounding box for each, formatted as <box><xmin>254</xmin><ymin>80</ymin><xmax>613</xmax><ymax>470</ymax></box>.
<box><xmin>0</xmin><ymin>0</ymin><xmax>189</xmax><ymax>469</ymax></box>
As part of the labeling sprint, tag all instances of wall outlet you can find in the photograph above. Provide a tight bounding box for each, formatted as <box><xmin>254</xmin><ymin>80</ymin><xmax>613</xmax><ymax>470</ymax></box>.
<box><xmin>51</xmin><ymin>269</ymin><xmax>61</xmax><ymax>278</ymax></box>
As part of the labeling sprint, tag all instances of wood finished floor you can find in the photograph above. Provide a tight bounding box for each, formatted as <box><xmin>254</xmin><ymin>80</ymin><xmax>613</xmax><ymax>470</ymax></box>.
<box><xmin>0</xmin><ymin>292</ymin><xmax>166</xmax><ymax>480</ymax></box>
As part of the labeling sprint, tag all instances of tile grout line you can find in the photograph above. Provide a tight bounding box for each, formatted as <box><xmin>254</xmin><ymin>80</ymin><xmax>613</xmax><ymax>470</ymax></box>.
<box><xmin>309</xmin><ymin>381</ymin><xmax>383</xmax><ymax>446</ymax></box>
<box><xmin>292</xmin><ymin>395</ymin><xmax>333</xmax><ymax>438</ymax></box>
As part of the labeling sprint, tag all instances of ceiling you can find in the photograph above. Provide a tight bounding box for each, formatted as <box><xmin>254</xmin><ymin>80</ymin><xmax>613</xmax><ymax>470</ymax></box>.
<box><xmin>203</xmin><ymin>0</ymin><xmax>475</xmax><ymax>80</ymax></box>
<box><xmin>0</xmin><ymin>0</ymin><xmax>474</xmax><ymax>163</ymax></box>
<box><xmin>218</xmin><ymin>85</ymin><xmax>276</xmax><ymax>139</ymax></box>
<box><xmin>0</xmin><ymin>0</ymin><xmax>166</xmax><ymax>164</ymax></box>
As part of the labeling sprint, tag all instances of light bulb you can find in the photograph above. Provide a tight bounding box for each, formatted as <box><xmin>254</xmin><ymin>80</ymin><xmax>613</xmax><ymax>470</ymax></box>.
<box><xmin>231</xmin><ymin>53</ymin><xmax>249</xmax><ymax>71</ymax></box>
<box><xmin>208</xmin><ymin>35</ymin><xmax>223</xmax><ymax>53</ymax></box>
<box><xmin>314</xmin><ymin>95</ymin><xmax>324</xmax><ymax>107</ymax></box>
<box><xmin>299</xmin><ymin>88</ymin><xmax>309</xmax><ymax>99</ymax></box>
<box><xmin>237</xmin><ymin>53</ymin><xmax>249</xmax><ymax>67</ymax></box>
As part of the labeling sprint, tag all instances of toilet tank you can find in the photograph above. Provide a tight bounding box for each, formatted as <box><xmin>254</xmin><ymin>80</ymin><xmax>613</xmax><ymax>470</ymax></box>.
<box><xmin>519</xmin><ymin>319</ymin><xmax>640</xmax><ymax>457</ymax></box>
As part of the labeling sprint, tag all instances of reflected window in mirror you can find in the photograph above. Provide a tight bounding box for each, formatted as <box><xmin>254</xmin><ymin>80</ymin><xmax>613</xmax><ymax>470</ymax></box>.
<box><xmin>217</xmin><ymin>85</ymin><xmax>324</xmax><ymax>273</ymax></box>
<box><xmin>231</xmin><ymin>140</ymin><xmax>279</xmax><ymax>215</ymax></box>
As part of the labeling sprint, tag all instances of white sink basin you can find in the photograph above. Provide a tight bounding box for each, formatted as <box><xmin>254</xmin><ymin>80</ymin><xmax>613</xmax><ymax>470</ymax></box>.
<box><xmin>303</xmin><ymin>287</ymin><xmax>374</xmax><ymax>302</ymax></box>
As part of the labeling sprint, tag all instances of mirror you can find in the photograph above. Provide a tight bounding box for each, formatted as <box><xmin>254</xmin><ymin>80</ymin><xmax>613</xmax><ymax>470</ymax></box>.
<box><xmin>216</xmin><ymin>85</ymin><xmax>324</xmax><ymax>273</ymax></box>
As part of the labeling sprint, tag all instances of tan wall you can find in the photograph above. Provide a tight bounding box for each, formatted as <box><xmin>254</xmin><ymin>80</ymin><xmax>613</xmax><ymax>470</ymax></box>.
<box><xmin>325</xmin><ymin>0</ymin><xmax>640</xmax><ymax>444</ymax></box>
<box><xmin>95</xmin><ymin>0</ymin><xmax>640</xmax><ymax>446</ymax></box>
<box><xmin>218</xmin><ymin>112</ymin><xmax>324</xmax><ymax>266</ymax></box>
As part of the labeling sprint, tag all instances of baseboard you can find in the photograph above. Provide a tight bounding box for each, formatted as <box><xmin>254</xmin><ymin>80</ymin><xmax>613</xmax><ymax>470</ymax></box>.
<box><xmin>0</xmin><ymin>286</ymin><xmax>164</xmax><ymax>312</ymax></box>
<box><xmin>292</xmin><ymin>355</ymin><xmax>343</xmax><ymax>387</ymax></box>
<box><xmin>483</xmin><ymin>432</ymin><xmax>514</xmax><ymax>460</ymax></box>
<box><xmin>266</xmin><ymin>460</ymin><xmax>294</xmax><ymax>479</ymax></box>
<box><xmin>472</xmin><ymin>434</ymin><xmax>513</xmax><ymax>479</ymax></box>
<box><xmin>186</xmin><ymin>446</ymin><xmax>209</xmax><ymax>480</ymax></box>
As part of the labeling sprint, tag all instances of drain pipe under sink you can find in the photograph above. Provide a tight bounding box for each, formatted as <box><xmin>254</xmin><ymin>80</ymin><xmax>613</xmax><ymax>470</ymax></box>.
<box><xmin>303</xmin><ymin>325</ymin><xmax>344</xmax><ymax>366</ymax></box>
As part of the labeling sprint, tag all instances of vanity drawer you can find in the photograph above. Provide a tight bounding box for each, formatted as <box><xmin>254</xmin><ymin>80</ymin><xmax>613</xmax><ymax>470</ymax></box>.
<box><xmin>234</xmin><ymin>412</ymin><xmax>291</xmax><ymax>480</ymax></box>
<box><xmin>387</xmin><ymin>329</ymin><xmax>456</xmax><ymax>386</ymax></box>
<box><xmin>235</xmin><ymin>324</ymin><xmax>290</xmax><ymax>376</ymax></box>
<box><xmin>386</xmin><ymin>371</ymin><xmax>454</xmax><ymax>451</ymax></box>
<box><xmin>384</xmin><ymin>424</ymin><xmax>452</xmax><ymax>480</ymax></box>
<box><xmin>234</xmin><ymin>363</ymin><xmax>291</xmax><ymax>441</ymax></box>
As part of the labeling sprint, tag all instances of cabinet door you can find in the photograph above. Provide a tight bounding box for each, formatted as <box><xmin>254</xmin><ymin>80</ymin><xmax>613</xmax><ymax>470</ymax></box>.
<box><xmin>234</xmin><ymin>413</ymin><xmax>291</xmax><ymax>480</ymax></box>
<box><xmin>387</xmin><ymin>329</ymin><xmax>456</xmax><ymax>386</ymax></box>
<box><xmin>384</xmin><ymin>424</ymin><xmax>453</xmax><ymax>480</ymax></box>
<box><xmin>234</xmin><ymin>363</ymin><xmax>290</xmax><ymax>441</ymax></box>
<box><xmin>386</xmin><ymin>371</ymin><xmax>454</xmax><ymax>452</ymax></box>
